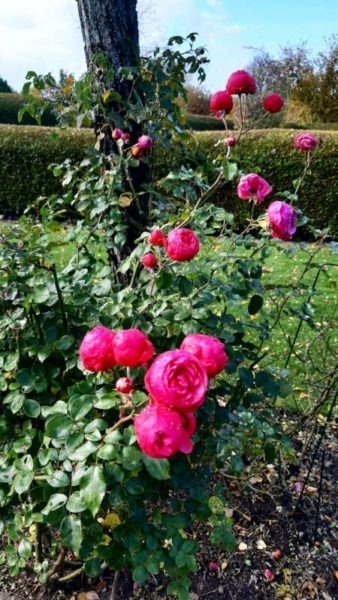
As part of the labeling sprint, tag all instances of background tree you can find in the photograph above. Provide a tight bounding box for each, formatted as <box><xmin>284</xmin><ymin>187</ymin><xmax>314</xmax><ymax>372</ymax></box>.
<box><xmin>0</xmin><ymin>76</ymin><xmax>13</xmax><ymax>93</ymax></box>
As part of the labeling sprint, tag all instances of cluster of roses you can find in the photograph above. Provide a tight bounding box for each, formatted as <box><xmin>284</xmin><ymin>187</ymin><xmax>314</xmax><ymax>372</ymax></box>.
<box><xmin>112</xmin><ymin>128</ymin><xmax>153</xmax><ymax>160</ymax></box>
<box><xmin>140</xmin><ymin>227</ymin><xmax>200</xmax><ymax>270</ymax></box>
<box><xmin>79</xmin><ymin>326</ymin><xmax>228</xmax><ymax>459</ymax></box>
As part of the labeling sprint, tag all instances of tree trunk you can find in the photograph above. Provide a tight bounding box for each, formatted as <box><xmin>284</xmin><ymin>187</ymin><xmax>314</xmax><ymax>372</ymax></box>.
<box><xmin>76</xmin><ymin>0</ymin><xmax>149</xmax><ymax>285</ymax></box>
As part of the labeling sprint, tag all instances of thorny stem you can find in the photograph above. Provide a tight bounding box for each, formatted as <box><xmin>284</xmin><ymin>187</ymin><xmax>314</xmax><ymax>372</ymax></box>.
<box><xmin>293</xmin><ymin>150</ymin><xmax>312</xmax><ymax>199</ymax></box>
<box><xmin>97</xmin><ymin>412</ymin><xmax>135</xmax><ymax>450</ymax></box>
<box><xmin>50</xmin><ymin>264</ymin><xmax>68</xmax><ymax>331</ymax></box>
<box><xmin>179</xmin><ymin>170</ymin><xmax>224</xmax><ymax>228</ymax></box>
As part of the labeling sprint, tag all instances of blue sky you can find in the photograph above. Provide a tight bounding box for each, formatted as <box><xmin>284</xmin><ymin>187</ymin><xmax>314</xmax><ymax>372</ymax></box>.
<box><xmin>0</xmin><ymin>0</ymin><xmax>336</xmax><ymax>92</ymax></box>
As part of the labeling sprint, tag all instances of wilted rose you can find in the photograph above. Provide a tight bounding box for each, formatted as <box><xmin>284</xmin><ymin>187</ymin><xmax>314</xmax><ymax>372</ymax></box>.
<box><xmin>267</xmin><ymin>201</ymin><xmax>297</xmax><ymax>241</ymax></box>
<box><xmin>145</xmin><ymin>349</ymin><xmax>208</xmax><ymax>412</ymax></box>
<box><xmin>79</xmin><ymin>326</ymin><xmax>116</xmax><ymax>372</ymax></box>
<box><xmin>165</xmin><ymin>228</ymin><xmax>200</xmax><ymax>262</ymax></box>
<box><xmin>237</xmin><ymin>173</ymin><xmax>272</xmax><ymax>204</ymax></box>
<box><xmin>180</xmin><ymin>333</ymin><xmax>228</xmax><ymax>378</ymax></box>
<box><xmin>113</xmin><ymin>329</ymin><xmax>154</xmax><ymax>367</ymax></box>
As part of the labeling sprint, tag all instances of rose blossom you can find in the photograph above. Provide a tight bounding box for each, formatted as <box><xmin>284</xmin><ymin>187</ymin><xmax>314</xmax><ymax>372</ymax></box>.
<box><xmin>138</xmin><ymin>135</ymin><xmax>153</xmax><ymax>150</ymax></box>
<box><xmin>237</xmin><ymin>173</ymin><xmax>272</xmax><ymax>204</ymax></box>
<box><xmin>141</xmin><ymin>252</ymin><xmax>157</xmax><ymax>269</ymax></box>
<box><xmin>210</xmin><ymin>91</ymin><xmax>233</xmax><ymax>114</ymax></box>
<box><xmin>294</xmin><ymin>132</ymin><xmax>319</xmax><ymax>152</ymax></box>
<box><xmin>226</xmin><ymin>70</ymin><xmax>256</xmax><ymax>95</ymax></box>
<box><xmin>115</xmin><ymin>377</ymin><xmax>134</xmax><ymax>394</ymax></box>
<box><xmin>130</xmin><ymin>144</ymin><xmax>143</xmax><ymax>159</ymax></box>
<box><xmin>262</xmin><ymin>94</ymin><xmax>284</xmax><ymax>113</ymax></box>
<box><xmin>134</xmin><ymin>404</ymin><xmax>195</xmax><ymax>458</ymax></box>
<box><xmin>165</xmin><ymin>228</ymin><xmax>200</xmax><ymax>262</ymax></box>
<box><xmin>113</xmin><ymin>329</ymin><xmax>154</xmax><ymax>367</ymax></box>
<box><xmin>149</xmin><ymin>229</ymin><xmax>166</xmax><ymax>246</ymax></box>
<box><xmin>224</xmin><ymin>136</ymin><xmax>236</xmax><ymax>147</ymax></box>
<box><xmin>121</xmin><ymin>132</ymin><xmax>130</xmax><ymax>142</ymax></box>
<box><xmin>145</xmin><ymin>349</ymin><xmax>208</xmax><ymax>412</ymax></box>
<box><xmin>79</xmin><ymin>326</ymin><xmax>116</xmax><ymax>372</ymax></box>
<box><xmin>112</xmin><ymin>128</ymin><xmax>123</xmax><ymax>140</ymax></box>
<box><xmin>267</xmin><ymin>201</ymin><xmax>297</xmax><ymax>241</ymax></box>
<box><xmin>180</xmin><ymin>333</ymin><xmax>228</xmax><ymax>378</ymax></box>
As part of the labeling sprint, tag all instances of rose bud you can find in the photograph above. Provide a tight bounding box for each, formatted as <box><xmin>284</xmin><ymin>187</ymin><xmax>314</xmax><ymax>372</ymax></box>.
<box><xmin>267</xmin><ymin>201</ymin><xmax>297</xmax><ymax>241</ymax></box>
<box><xmin>149</xmin><ymin>229</ymin><xmax>166</xmax><ymax>246</ymax></box>
<box><xmin>224</xmin><ymin>136</ymin><xmax>236</xmax><ymax>147</ymax></box>
<box><xmin>226</xmin><ymin>70</ymin><xmax>256</xmax><ymax>95</ymax></box>
<box><xmin>115</xmin><ymin>377</ymin><xmax>134</xmax><ymax>394</ymax></box>
<box><xmin>145</xmin><ymin>349</ymin><xmax>208</xmax><ymax>413</ymax></box>
<box><xmin>262</xmin><ymin>94</ymin><xmax>284</xmax><ymax>113</ymax></box>
<box><xmin>141</xmin><ymin>252</ymin><xmax>157</xmax><ymax>269</ymax></box>
<box><xmin>79</xmin><ymin>326</ymin><xmax>116</xmax><ymax>372</ymax></box>
<box><xmin>209</xmin><ymin>562</ymin><xmax>219</xmax><ymax>571</ymax></box>
<box><xmin>271</xmin><ymin>549</ymin><xmax>283</xmax><ymax>560</ymax></box>
<box><xmin>165</xmin><ymin>228</ymin><xmax>200</xmax><ymax>262</ymax></box>
<box><xmin>138</xmin><ymin>135</ymin><xmax>153</xmax><ymax>150</ymax></box>
<box><xmin>134</xmin><ymin>404</ymin><xmax>195</xmax><ymax>458</ymax></box>
<box><xmin>112</xmin><ymin>128</ymin><xmax>123</xmax><ymax>140</ymax></box>
<box><xmin>237</xmin><ymin>173</ymin><xmax>272</xmax><ymax>204</ymax></box>
<box><xmin>113</xmin><ymin>329</ymin><xmax>154</xmax><ymax>367</ymax></box>
<box><xmin>294</xmin><ymin>132</ymin><xmax>319</xmax><ymax>152</ymax></box>
<box><xmin>210</xmin><ymin>90</ymin><xmax>233</xmax><ymax>114</ymax></box>
<box><xmin>180</xmin><ymin>333</ymin><xmax>228</xmax><ymax>378</ymax></box>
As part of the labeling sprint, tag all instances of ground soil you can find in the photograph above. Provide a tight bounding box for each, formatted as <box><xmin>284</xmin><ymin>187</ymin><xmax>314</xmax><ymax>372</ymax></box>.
<box><xmin>0</xmin><ymin>418</ymin><xmax>337</xmax><ymax>600</ymax></box>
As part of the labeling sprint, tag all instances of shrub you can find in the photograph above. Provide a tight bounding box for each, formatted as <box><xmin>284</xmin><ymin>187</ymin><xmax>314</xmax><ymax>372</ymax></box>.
<box><xmin>0</xmin><ymin>93</ymin><xmax>57</xmax><ymax>126</ymax></box>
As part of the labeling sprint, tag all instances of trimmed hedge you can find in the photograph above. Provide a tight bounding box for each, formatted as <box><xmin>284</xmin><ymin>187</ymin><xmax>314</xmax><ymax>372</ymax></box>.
<box><xmin>0</xmin><ymin>93</ymin><xmax>57</xmax><ymax>126</ymax></box>
<box><xmin>185</xmin><ymin>113</ymin><xmax>233</xmax><ymax>131</ymax></box>
<box><xmin>0</xmin><ymin>125</ymin><xmax>94</xmax><ymax>215</ymax></box>
<box><xmin>0</xmin><ymin>125</ymin><xmax>337</xmax><ymax>236</ymax></box>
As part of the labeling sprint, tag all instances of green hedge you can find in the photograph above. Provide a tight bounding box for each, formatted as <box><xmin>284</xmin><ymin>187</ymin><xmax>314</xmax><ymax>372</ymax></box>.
<box><xmin>0</xmin><ymin>93</ymin><xmax>57</xmax><ymax>126</ymax></box>
<box><xmin>0</xmin><ymin>125</ymin><xmax>337</xmax><ymax>236</ymax></box>
<box><xmin>185</xmin><ymin>113</ymin><xmax>233</xmax><ymax>131</ymax></box>
<box><xmin>0</xmin><ymin>125</ymin><xmax>94</xmax><ymax>215</ymax></box>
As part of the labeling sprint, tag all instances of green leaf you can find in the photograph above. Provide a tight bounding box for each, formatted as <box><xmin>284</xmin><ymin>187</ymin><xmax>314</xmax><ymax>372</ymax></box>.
<box><xmin>42</xmin><ymin>494</ymin><xmax>68</xmax><ymax>514</ymax></box>
<box><xmin>94</xmin><ymin>393</ymin><xmax>120</xmax><ymax>410</ymax></box>
<box><xmin>13</xmin><ymin>471</ymin><xmax>33</xmax><ymax>495</ymax></box>
<box><xmin>45</xmin><ymin>414</ymin><xmax>74</xmax><ymax>438</ymax></box>
<box><xmin>23</xmin><ymin>399</ymin><xmax>41</xmax><ymax>418</ymax></box>
<box><xmin>80</xmin><ymin>465</ymin><xmax>106</xmax><ymax>516</ymax></box>
<box><xmin>142</xmin><ymin>455</ymin><xmax>170</xmax><ymax>480</ymax></box>
<box><xmin>69</xmin><ymin>394</ymin><xmax>93</xmax><ymax>421</ymax></box>
<box><xmin>264</xmin><ymin>442</ymin><xmax>276</xmax><ymax>463</ymax></box>
<box><xmin>55</xmin><ymin>335</ymin><xmax>74</xmax><ymax>351</ymax></box>
<box><xmin>66</xmin><ymin>492</ymin><xmax>87</xmax><ymax>513</ymax></box>
<box><xmin>121</xmin><ymin>446</ymin><xmax>142</xmax><ymax>471</ymax></box>
<box><xmin>248</xmin><ymin>294</ymin><xmax>263</xmax><ymax>315</ymax></box>
<box><xmin>132</xmin><ymin>565</ymin><xmax>149</xmax><ymax>584</ymax></box>
<box><xmin>46</xmin><ymin>471</ymin><xmax>70</xmax><ymax>488</ymax></box>
<box><xmin>16</xmin><ymin>369</ymin><xmax>34</xmax><ymax>387</ymax></box>
<box><xmin>222</xmin><ymin>161</ymin><xmax>238</xmax><ymax>181</ymax></box>
<box><xmin>68</xmin><ymin>441</ymin><xmax>97</xmax><ymax>462</ymax></box>
<box><xmin>61</xmin><ymin>515</ymin><xmax>82</xmax><ymax>553</ymax></box>
<box><xmin>84</xmin><ymin>558</ymin><xmax>101</xmax><ymax>577</ymax></box>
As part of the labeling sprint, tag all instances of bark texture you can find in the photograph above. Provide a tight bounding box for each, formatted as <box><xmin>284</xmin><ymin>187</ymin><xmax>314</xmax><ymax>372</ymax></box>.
<box><xmin>76</xmin><ymin>0</ymin><xmax>140</xmax><ymax>77</ymax></box>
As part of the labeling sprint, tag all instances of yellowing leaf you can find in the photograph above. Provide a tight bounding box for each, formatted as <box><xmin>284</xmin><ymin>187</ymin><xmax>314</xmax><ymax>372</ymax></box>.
<box><xmin>65</xmin><ymin>76</ymin><xmax>74</xmax><ymax>85</ymax></box>
<box><xmin>103</xmin><ymin>513</ymin><xmax>121</xmax><ymax>529</ymax></box>
<box><xmin>119</xmin><ymin>193</ymin><xmax>134</xmax><ymax>207</ymax></box>
<box><xmin>103</xmin><ymin>91</ymin><xmax>111</xmax><ymax>103</ymax></box>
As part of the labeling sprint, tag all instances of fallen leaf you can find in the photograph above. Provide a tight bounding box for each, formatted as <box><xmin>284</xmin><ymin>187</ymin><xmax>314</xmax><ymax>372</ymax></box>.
<box><xmin>238</xmin><ymin>542</ymin><xmax>248</xmax><ymax>551</ymax></box>
<box><xmin>306</xmin><ymin>486</ymin><xmax>318</xmax><ymax>494</ymax></box>
<box><xmin>256</xmin><ymin>539</ymin><xmax>267</xmax><ymax>550</ymax></box>
<box><xmin>189</xmin><ymin>593</ymin><xmax>199</xmax><ymax>600</ymax></box>
<box><xmin>221</xmin><ymin>561</ymin><xmax>228</xmax><ymax>570</ymax></box>
<box><xmin>77</xmin><ymin>593</ymin><xmax>100</xmax><ymax>600</ymax></box>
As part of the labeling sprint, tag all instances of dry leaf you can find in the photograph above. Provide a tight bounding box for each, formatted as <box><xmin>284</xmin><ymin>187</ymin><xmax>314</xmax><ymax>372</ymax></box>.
<box><xmin>306</xmin><ymin>486</ymin><xmax>318</xmax><ymax>494</ymax></box>
<box><xmin>238</xmin><ymin>542</ymin><xmax>248</xmax><ymax>551</ymax></box>
<box><xmin>256</xmin><ymin>539</ymin><xmax>267</xmax><ymax>550</ymax></box>
<box><xmin>118</xmin><ymin>192</ymin><xmax>134</xmax><ymax>207</ymax></box>
<box><xmin>221</xmin><ymin>561</ymin><xmax>228</xmax><ymax>570</ymax></box>
<box><xmin>189</xmin><ymin>593</ymin><xmax>199</xmax><ymax>600</ymax></box>
<box><xmin>77</xmin><ymin>593</ymin><xmax>100</xmax><ymax>600</ymax></box>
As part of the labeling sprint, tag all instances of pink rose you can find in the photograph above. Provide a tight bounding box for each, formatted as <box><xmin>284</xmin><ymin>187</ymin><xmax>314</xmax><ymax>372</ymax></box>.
<box><xmin>141</xmin><ymin>252</ymin><xmax>157</xmax><ymax>269</ymax></box>
<box><xmin>113</xmin><ymin>329</ymin><xmax>154</xmax><ymax>367</ymax></box>
<box><xmin>224</xmin><ymin>136</ymin><xmax>236</xmax><ymax>147</ymax></box>
<box><xmin>237</xmin><ymin>173</ymin><xmax>272</xmax><ymax>205</ymax></box>
<box><xmin>145</xmin><ymin>349</ymin><xmax>208</xmax><ymax>412</ymax></box>
<box><xmin>294</xmin><ymin>132</ymin><xmax>319</xmax><ymax>152</ymax></box>
<box><xmin>210</xmin><ymin>91</ymin><xmax>233</xmax><ymax>114</ymax></box>
<box><xmin>267</xmin><ymin>201</ymin><xmax>297</xmax><ymax>241</ymax></box>
<box><xmin>165</xmin><ymin>228</ymin><xmax>200</xmax><ymax>262</ymax></box>
<box><xmin>262</xmin><ymin>94</ymin><xmax>284</xmax><ymax>113</ymax></box>
<box><xmin>115</xmin><ymin>377</ymin><xmax>134</xmax><ymax>394</ymax></box>
<box><xmin>121</xmin><ymin>132</ymin><xmax>130</xmax><ymax>143</ymax></box>
<box><xmin>180</xmin><ymin>333</ymin><xmax>228</xmax><ymax>378</ymax></box>
<box><xmin>226</xmin><ymin>70</ymin><xmax>256</xmax><ymax>95</ymax></box>
<box><xmin>138</xmin><ymin>135</ymin><xmax>153</xmax><ymax>150</ymax></box>
<box><xmin>79</xmin><ymin>326</ymin><xmax>116</xmax><ymax>372</ymax></box>
<box><xmin>149</xmin><ymin>229</ymin><xmax>166</xmax><ymax>246</ymax></box>
<box><xmin>112</xmin><ymin>128</ymin><xmax>123</xmax><ymax>140</ymax></box>
<box><xmin>134</xmin><ymin>404</ymin><xmax>195</xmax><ymax>458</ymax></box>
